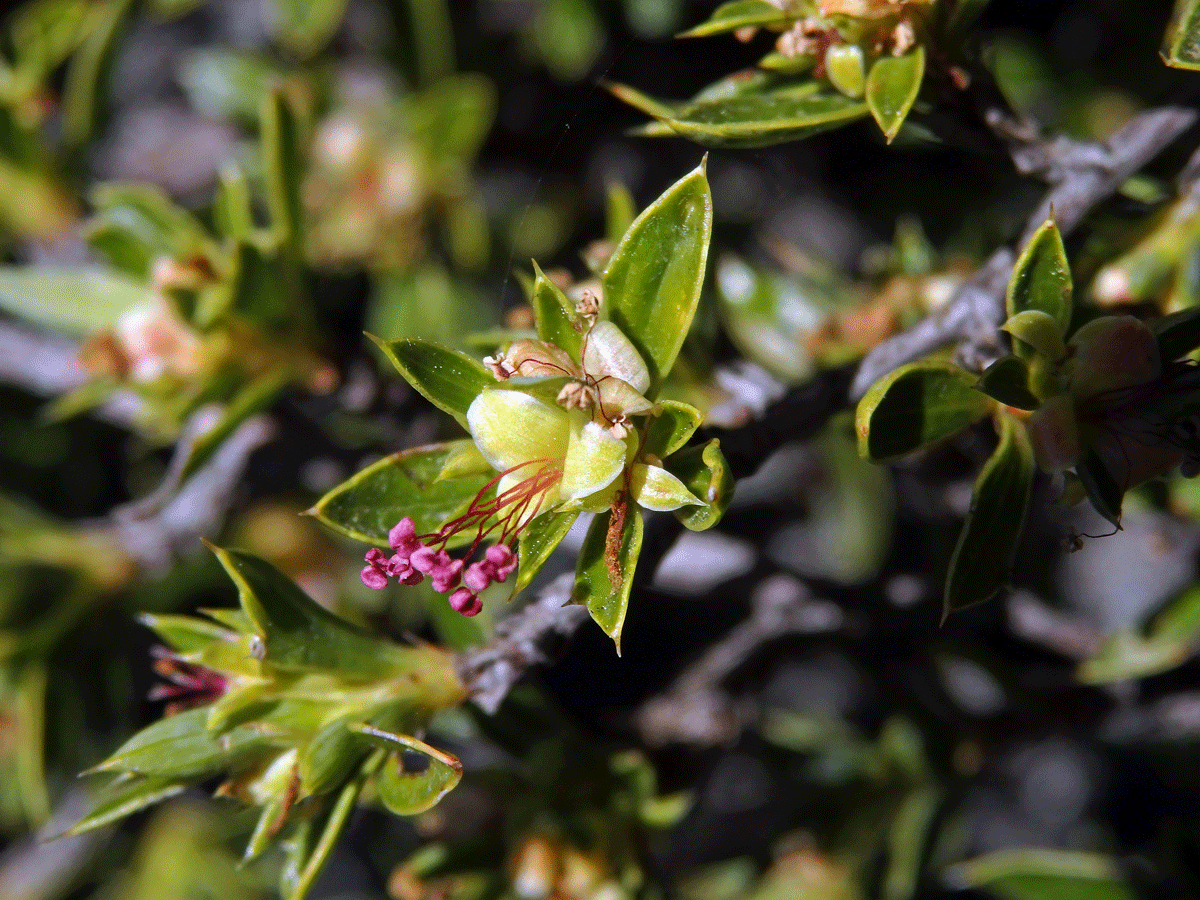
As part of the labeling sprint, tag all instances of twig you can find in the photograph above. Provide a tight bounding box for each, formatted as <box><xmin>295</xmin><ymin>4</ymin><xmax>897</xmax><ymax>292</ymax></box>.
<box><xmin>457</xmin><ymin>574</ymin><xmax>589</xmax><ymax>714</ymax></box>
<box><xmin>851</xmin><ymin>105</ymin><xmax>1200</xmax><ymax>399</ymax></box>
<box><xmin>105</xmin><ymin>412</ymin><xmax>276</xmax><ymax>574</ymax></box>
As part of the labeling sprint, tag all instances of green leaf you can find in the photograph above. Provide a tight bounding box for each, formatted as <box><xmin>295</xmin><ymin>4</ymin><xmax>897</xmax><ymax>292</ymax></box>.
<box><xmin>281</xmin><ymin>759</ymin><xmax>372</xmax><ymax>900</ymax></box>
<box><xmin>86</xmin><ymin>183</ymin><xmax>210</xmax><ymax>278</ymax></box>
<box><xmin>1007</xmin><ymin>219</ymin><xmax>1073</xmax><ymax>344</ymax></box>
<box><xmin>678</xmin><ymin>0</ymin><xmax>793</xmax><ymax>38</ymax></box>
<box><xmin>62</xmin><ymin>0</ymin><xmax>134</xmax><ymax>147</ymax></box>
<box><xmin>645</xmin><ymin>400</ymin><xmax>704</xmax><ymax>458</ymax></box>
<box><xmin>856</xmin><ymin>359</ymin><xmax>994</xmax><ymax>461</ymax></box>
<box><xmin>866</xmin><ymin>47</ymin><xmax>925</xmax><ymax>143</ymax></box>
<box><xmin>944</xmin><ymin>413</ymin><xmax>1034</xmax><ymax>615</ymax></box>
<box><xmin>1003</xmin><ymin>309</ymin><xmax>1067</xmax><ymax>361</ymax></box>
<box><xmin>266</xmin><ymin>0</ymin><xmax>348</xmax><ymax>56</ymax></box>
<box><xmin>515</xmin><ymin>510</ymin><xmax>580</xmax><ymax>595</ymax></box>
<box><xmin>664</xmin><ymin>438</ymin><xmax>733</xmax><ymax>531</ymax></box>
<box><xmin>91</xmin><ymin>707</ymin><xmax>265</xmax><ymax>779</ymax></box>
<box><xmin>213</xmin><ymin>165</ymin><xmax>256</xmax><ymax>242</ymax></box>
<box><xmin>208</xmin><ymin>239</ymin><xmax>297</xmax><ymax>329</ymax></box>
<box><xmin>715</xmin><ymin>252</ymin><xmax>848</xmax><ymax>382</ymax></box>
<box><xmin>1152</xmin><ymin>304</ymin><xmax>1200</xmax><ymax>362</ymax></box>
<box><xmin>602</xmin><ymin>163</ymin><xmax>712</xmax><ymax>387</ymax></box>
<box><xmin>300</xmin><ymin>718</ymin><xmax>371</xmax><ymax>796</ymax></box>
<box><xmin>1077</xmin><ymin>448</ymin><xmax>1123</xmax><ymax>527</ymax></box>
<box><xmin>310</xmin><ymin>441</ymin><xmax>493</xmax><ymax>546</ymax></box>
<box><xmin>531</xmin><ymin>260</ymin><xmax>583</xmax><ymax>359</ymax></box>
<box><xmin>177</xmin><ymin>50</ymin><xmax>285</xmax><ymax>124</ymax></box>
<box><xmin>605</xmin><ymin>182</ymin><xmax>636</xmax><ymax>246</ymax></box>
<box><xmin>66</xmin><ymin>777</ymin><xmax>188</xmax><ymax>836</ymax></box>
<box><xmin>1080</xmin><ymin>583</ymin><xmax>1200</xmax><ymax>683</ymax></box>
<box><xmin>884</xmin><ymin>787</ymin><xmax>941</xmax><ymax>900</ymax></box>
<box><xmin>138</xmin><ymin>613</ymin><xmax>234</xmax><ymax>655</ymax></box>
<box><xmin>976</xmin><ymin>355</ymin><xmax>1040</xmax><ymax>410</ymax></box>
<box><xmin>572</xmin><ymin>498</ymin><xmax>643</xmax><ymax>652</ymax></box>
<box><xmin>948</xmin><ymin>848</ymin><xmax>1135</xmax><ymax>900</ymax></box>
<box><xmin>1163</xmin><ymin>0</ymin><xmax>1200</xmax><ymax>69</ymax></box>
<box><xmin>608</xmin><ymin>77</ymin><xmax>869</xmax><ymax>149</ymax></box>
<box><xmin>210</xmin><ymin>545</ymin><xmax>411</xmax><ymax>676</ymax></box>
<box><xmin>368</xmin><ymin>335</ymin><xmax>493</xmax><ymax>428</ymax></box>
<box><xmin>0</xmin><ymin>267</ymin><xmax>146</xmax><ymax>337</ymax></box>
<box><xmin>351</xmin><ymin>724</ymin><xmax>463</xmax><ymax>815</ymax></box>
<box><xmin>261</xmin><ymin>88</ymin><xmax>304</xmax><ymax>256</ymax></box>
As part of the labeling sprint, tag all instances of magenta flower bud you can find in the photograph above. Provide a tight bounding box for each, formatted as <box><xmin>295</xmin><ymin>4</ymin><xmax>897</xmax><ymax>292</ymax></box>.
<box><xmin>361</xmin><ymin>549</ymin><xmax>391</xmax><ymax>589</ymax></box>
<box><xmin>449</xmin><ymin>587</ymin><xmax>482</xmax><ymax>617</ymax></box>
<box><xmin>360</xmin><ymin>565</ymin><xmax>389</xmax><ymax>589</ymax></box>
<box><xmin>409</xmin><ymin>546</ymin><xmax>438</xmax><ymax>574</ymax></box>
<box><xmin>388</xmin><ymin>517</ymin><xmax>422</xmax><ymax>554</ymax></box>
<box><xmin>484</xmin><ymin>543</ymin><xmax>518</xmax><ymax>581</ymax></box>
<box><xmin>463</xmin><ymin>561</ymin><xmax>491</xmax><ymax>593</ymax></box>
<box><xmin>396</xmin><ymin>565</ymin><xmax>426</xmax><ymax>586</ymax></box>
<box><xmin>430</xmin><ymin>554</ymin><xmax>464</xmax><ymax>593</ymax></box>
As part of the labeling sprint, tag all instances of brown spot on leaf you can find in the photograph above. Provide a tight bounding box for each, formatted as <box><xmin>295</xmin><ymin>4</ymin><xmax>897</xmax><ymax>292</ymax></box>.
<box><xmin>604</xmin><ymin>490</ymin><xmax>627</xmax><ymax>588</ymax></box>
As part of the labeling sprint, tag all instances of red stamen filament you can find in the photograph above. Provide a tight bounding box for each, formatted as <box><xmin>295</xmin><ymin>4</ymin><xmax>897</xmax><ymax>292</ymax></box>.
<box><xmin>421</xmin><ymin>457</ymin><xmax>562</xmax><ymax>553</ymax></box>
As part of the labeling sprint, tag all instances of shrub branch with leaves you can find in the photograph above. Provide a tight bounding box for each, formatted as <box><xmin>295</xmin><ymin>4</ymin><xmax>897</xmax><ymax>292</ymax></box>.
<box><xmin>3</xmin><ymin>3</ymin><xmax>1200</xmax><ymax>900</ymax></box>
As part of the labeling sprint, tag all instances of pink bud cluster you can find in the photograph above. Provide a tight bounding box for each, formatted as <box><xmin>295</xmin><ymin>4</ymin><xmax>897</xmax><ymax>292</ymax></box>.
<box><xmin>360</xmin><ymin>517</ymin><xmax>517</xmax><ymax>617</ymax></box>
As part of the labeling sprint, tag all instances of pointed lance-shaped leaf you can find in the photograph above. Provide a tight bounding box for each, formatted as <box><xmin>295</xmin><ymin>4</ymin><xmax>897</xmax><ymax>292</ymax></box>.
<box><xmin>368</xmin><ymin>335</ymin><xmax>493</xmax><ymax>428</ymax></box>
<box><xmin>603</xmin><ymin>162</ymin><xmax>712</xmax><ymax>389</ymax></box>
<box><xmin>678</xmin><ymin>0</ymin><xmax>794</xmax><ymax>38</ymax></box>
<box><xmin>944</xmin><ymin>413</ymin><xmax>1035</xmax><ymax>616</ymax></box>
<box><xmin>89</xmin><ymin>707</ymin><xmax>267</xmax><ymax>780</ymax></box>
<box><xmin>531</xmin><ymin>260</ymin><xmax>582</xmax><ymax>358</ymax></box>
<box><xmin>515</xmin><ymin>510</ymin><xmax>580</xmax><ymax>596</ymax></box>
<box><xmin>211</xmin><ymin>545</ymin><xmax>412</xmax><ymax>677</ymax></box>
<box><xmin>572</xmin><ymin>495</ymin><xmax>643</xmax><ymax>653</ymax></box>
<box><xmin>66</xmin><ymin>777</ymin><xmax>188</xmax><ymax>836</ymax></box>
<box><xmin>281</xmin><ymin>759</ymin><xmax>373</xmax><ymax>900</ymax></box>
<box><xmin>947</xmin><ymin>848</ymin><xmax>1136</xmax><ymax>900</ymax></box>
<box><xmin>608</xmin><ymin>78</ymin><xmax>869</xmax><ymax>149</ymax></box>
<box><xmin>261</xmin><ymin>87</ymin><xmax>305</xmax><ymax>256</ymax></box>
<box><xmin>1077</xmin><ymin>448</ymin><xmax>1124</xmax><ymax>528</ymax></box>
<box><xmin>644</xmin><ymin>399</ymin><xmax>704</xmax><ymax>458</ymax></box>
<box><xmin>1007</xmin><ymin>219</ymin><xmax>1073</xmax><ymax>350</ymax></box>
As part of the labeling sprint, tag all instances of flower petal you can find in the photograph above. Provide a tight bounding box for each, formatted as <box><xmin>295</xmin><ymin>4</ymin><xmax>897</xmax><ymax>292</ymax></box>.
<box><xmin>467</xmin><ymin>389</ymin><xmax>569</xmax><ymax>472</ymax></box>
<box><xmin>596</xmin><ymin>377</ymin><xmax>655</xmax><ymax>420</ymax></box>
<box><xmin>629</xmin><ymin>463</ymin><xmax>703</xmax><ymax>511</ymax></box>
<box><xmin>584</xmin><ymin>321</ymin><xmax>650</xmax><ymax>394</ymax></box>
<box><xmin>560</xmin><ymin>413</ymin><xmax>626</xmax><ymax>501</ymax></box>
